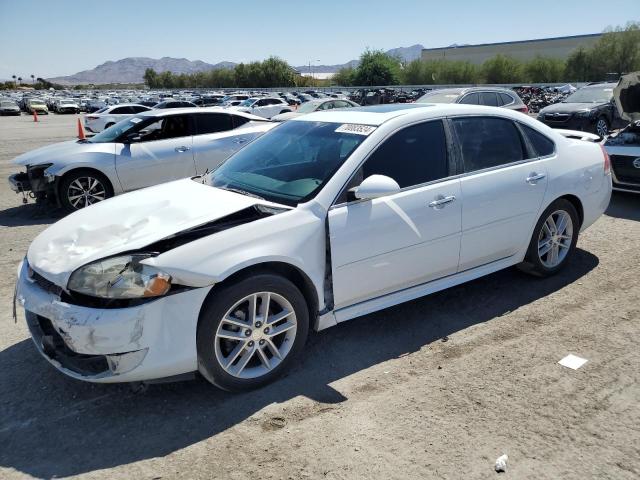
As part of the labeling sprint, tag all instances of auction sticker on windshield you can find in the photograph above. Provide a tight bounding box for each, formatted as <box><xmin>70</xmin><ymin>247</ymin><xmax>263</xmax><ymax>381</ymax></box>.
<box><xmin>335</xmin><ymin>124</ymin><xmax>377</xmax><ymax>136</ymax></box>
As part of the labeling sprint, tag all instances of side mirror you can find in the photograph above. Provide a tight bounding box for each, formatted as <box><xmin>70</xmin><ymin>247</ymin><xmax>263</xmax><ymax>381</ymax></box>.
<box><xmin>349</xmin><ymin>174</ymin><xmax>400</xmax><ymax>201</ymax></box>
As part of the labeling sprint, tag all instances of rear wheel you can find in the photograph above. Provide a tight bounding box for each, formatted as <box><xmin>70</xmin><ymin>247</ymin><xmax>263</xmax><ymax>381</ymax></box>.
<box><xmin>518</xmin><ymin>199</ymin><xmax>579</xmax><ymax>277</ymax></box>
<box><xmin>197</xmin><ymin>273</ymin><xmax>309</xmax><ymax>391</ymax></box>
<box><xmin>59</xmin><ymin>169</ymin><xmax>113</xmax><ymax>212</ymax></box>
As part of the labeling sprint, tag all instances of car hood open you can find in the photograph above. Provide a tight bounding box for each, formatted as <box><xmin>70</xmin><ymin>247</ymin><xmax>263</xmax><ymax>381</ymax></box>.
<box><xmin>27</xmin><ymin>178</ymin><xmax>286</xmax><ymax>287</ymax></box>
<box><xmin>614</xmin><ymin>71</ymin><xmax>640</xmax><ymax>122</ymax></box>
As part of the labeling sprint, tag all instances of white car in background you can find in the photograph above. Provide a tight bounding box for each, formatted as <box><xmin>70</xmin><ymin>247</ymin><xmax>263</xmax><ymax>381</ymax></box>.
<box><xmin>232</xmin><ymin>97</ymin><xmax>292</xmax><ymax>119</ymax></box>
<box><xmin>271</xmin><ymin>98</ymin><xmax>359</xmax><ymax>121</ymax></box>
<box><xmin>84</xmin><ymin>104</ymin><xmax>152</xmax><ymax>133</ymax></box>
<box><xmin>14</xmin><ymin>104</ymin><xmax>611</xmax><ymax>391</ymax></box>
<box><xmin>9</xmin><ymin>108</ymin><xmax>275</xmax><ymax>211</ymax></box>
<box><xmin>54</xmin><ymin>98</ymin><xmax>81</xmax><ymax>114</ymax></box>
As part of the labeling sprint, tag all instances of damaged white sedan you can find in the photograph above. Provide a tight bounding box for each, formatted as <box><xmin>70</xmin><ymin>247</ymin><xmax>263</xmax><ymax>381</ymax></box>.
<box><xmin>15</xmin><ymin>104</ymin><xmax>612</xmax><ymax>391</ymax></box>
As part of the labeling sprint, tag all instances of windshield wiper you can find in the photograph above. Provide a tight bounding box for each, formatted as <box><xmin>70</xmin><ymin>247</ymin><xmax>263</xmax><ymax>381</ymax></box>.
<box><xmin>221</xmin><ymin>186</ymin><xmax>265</xmax><ymax>200</ymax></box>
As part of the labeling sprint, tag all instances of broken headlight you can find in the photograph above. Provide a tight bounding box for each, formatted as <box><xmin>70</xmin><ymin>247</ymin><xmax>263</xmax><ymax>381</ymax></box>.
<box><xmin>68</xmin><ymin>254</ymin><xmax>171</xmax><ymax>299</ymax></box>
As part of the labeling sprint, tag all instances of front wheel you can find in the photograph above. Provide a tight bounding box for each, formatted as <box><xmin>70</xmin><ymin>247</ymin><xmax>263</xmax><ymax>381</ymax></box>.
<box><xmin>197</xmin><ymin>273</ymin><xmax>309</xmax><ymax>391</ymax></box>
<box><xmin>594</xmin><ymin>116</ymin><xmax>609</xmax><ymax>137</ymax></box>
<box><xmin>59</xmin><ymin>169</ymin><xmax>113</xmax><ymax>212</ymax></box>
<box><xmin>518</xmin><ymin>199</ymin><xmax>579</xmax><ymax>277</ymax></box>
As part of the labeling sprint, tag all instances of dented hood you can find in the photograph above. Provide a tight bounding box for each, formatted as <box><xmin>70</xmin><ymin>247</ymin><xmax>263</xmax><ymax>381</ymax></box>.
<box><xmin>614</xmin><ymin>72</ymin><xmax>640</xmax><ymax>122</ymax></box>
<box><xmin>27</xmin><ymin>178</ymin><xmax>282</xmax><ymax>287</ymax></box>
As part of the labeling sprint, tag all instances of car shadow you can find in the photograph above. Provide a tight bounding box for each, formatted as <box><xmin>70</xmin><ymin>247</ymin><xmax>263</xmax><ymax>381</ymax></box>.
<box><xmin>0</xmin><ymin>249</ymin><xmax>599</xmax><ymax>478</ymax></box>
<box><xmin>606</xmin><ymin>191</ymin><xmax>640</xmax><ymax>222</ymax></box>
<box><xmin>0</xmin><ymin>203</ymin><xmax>64</xmax><ymax>227</ymax></box>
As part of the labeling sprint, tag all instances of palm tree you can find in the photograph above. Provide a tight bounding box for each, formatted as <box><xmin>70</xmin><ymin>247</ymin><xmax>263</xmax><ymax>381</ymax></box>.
<box><xmin>12</xmin><ymin>75</ymin><xmax>16</xmax><ymax>87</ymax></box>
<box><xmin>31</xmin><ymin>74</ymin><xmax>35</xmax><ymax>84</ymax></box>
<box><xmin>17</xmin><ymin>77</ymin><xmax>22</xmax><ymax>85</ymax></box>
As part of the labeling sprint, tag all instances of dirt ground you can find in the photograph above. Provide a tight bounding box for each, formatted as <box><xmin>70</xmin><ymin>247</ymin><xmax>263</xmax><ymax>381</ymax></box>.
<box><xmin>0</xmin><ymin>113</ymin><xmax>638</xmax><ymax>480</ymax></box>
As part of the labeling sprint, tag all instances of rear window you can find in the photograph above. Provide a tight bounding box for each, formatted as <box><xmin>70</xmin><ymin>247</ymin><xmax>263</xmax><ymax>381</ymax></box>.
<box><xmin>500</xmin><ymin>93</ymin><xmax>514</xmax><ymax>105</ymax></box>
<box><xmin>453</xmin><ymin>117</ymin><xmax>525</xmax><ymax>172</ymax></box>
<box><xmin>520</xmin><ymin>124</ymin><xmax>555</xmax><ymax>157</ymax></box>
<box><xmin>416</xmin><ymin>91</ymin><xmax>461</xmax><ymax>104</ymax></box>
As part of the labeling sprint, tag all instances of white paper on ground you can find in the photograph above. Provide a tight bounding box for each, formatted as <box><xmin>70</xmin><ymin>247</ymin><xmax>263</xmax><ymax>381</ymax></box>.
<box><xmin>558</xmin><ymin>354</ymin><xmax>588</xmax><ymax>370</ymax></box>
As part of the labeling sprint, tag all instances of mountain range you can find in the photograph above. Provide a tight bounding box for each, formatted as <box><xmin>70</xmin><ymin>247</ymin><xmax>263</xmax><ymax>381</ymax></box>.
<box><xmin>47</xmin><ymin>45</ymin><xmax>425</xmax><ymax>85</ymax></box>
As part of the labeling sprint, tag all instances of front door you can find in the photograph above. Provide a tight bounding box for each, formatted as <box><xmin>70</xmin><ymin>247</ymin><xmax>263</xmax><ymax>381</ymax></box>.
<box><xmin>115</xmin><ymin>114</ymin><xmax>197</xmax><ymax>191</ymax></box>
<box><xmin>329</xmin><ymin>120</ymin><xmax>462</xmax><ymax>309</ymax></box>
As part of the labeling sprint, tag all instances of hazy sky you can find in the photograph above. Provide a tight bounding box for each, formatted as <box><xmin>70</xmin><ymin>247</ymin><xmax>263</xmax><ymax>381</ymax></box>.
<box><xmin>0</xmin><ymin>0</ymin><xmax>637</xmax><ymax>79</ymax></box>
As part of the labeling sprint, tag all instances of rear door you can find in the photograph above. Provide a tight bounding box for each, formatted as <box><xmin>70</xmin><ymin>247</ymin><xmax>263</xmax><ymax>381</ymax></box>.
<box><xmin>191</xmin><ymin>113</ymin><xmax>262</xmax><ymax>174</ymax></box>
<box><xmin>451</xmin><ymin>116</ymin><xmax>549</xmax><ymax>271</ymax></box>
<box><xmin>329</xmin><ymin>120</ymin><xmax>462</xmax><ymax>309</ymax></box>
<box><xmin>115</xmin><ymin>114</ymin><xmax>196</xmax><ymax>191</ymax></box>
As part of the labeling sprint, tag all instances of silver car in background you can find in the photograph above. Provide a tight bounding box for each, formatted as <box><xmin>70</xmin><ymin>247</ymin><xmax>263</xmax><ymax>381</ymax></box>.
<box><xmin>8</xmin><ymin>108</ymin><xmax>275</xmax><ymax>211</ymax></box>
<box><xmin>417</xmin><ymin>87</ymin><xmax>529</xmax><ymax>113</ymax></box>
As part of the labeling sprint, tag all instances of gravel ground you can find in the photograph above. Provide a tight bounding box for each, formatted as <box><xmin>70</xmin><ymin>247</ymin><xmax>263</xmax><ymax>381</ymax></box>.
<box><xmin>0</xmin><ymin>113</ymin><xmax>638</xmax><ymax>480</ymax></box>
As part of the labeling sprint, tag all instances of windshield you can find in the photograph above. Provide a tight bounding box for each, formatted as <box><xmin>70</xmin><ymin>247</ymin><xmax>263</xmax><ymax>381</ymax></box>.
<box><xmin>89</xmin><ymin>116</ymin><xmax>144</xmax><ymax>143</ymax></box>
<box><xmin>208</xmin><ymin>121</ymin><xmax>368</xmax><ymax>206</ymax></box>
<box><xmin>1</xmin><ymin>101</ymin><xmax>16</xmax><ymax>106</ymax></box>
<box><xmin>416</xmin><ymin>90</ymin><xmax>462</xmax><ymax>103</ymax></box>
<box><xmin>563</xmin><ymin>86</ymin><xmax>614</xmax><ymax>104</ymax></box>
<box><xmin>239</xmin><ymin>99</ymin><xmax>256</xmax><ymax>107</ymax></box>
<box><xmin>297</xmin><ymin>102</ymin><xmax>321</xmax><ymax>113</ymax></box>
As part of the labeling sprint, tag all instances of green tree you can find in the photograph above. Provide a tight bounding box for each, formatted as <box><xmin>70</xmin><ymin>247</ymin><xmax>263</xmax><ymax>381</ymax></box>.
<box><xmin>481</xmin><ymin>55</ymin><xmax>523</xmax><ymax>83</ymax></box>
<box><xmin>143</xmin><ymin>68</ymin><xmax>159</xmax><ymax>88</ymax></box>
<box><xmin>524</xmin><ymin>55</ymin><xmax>565</xmax><ymax>83</ymax></box>
<box><xmin>353</xmin><ymin>49</ymin><xmax>401</xmax><ymax>86</ymax></box>
<box><xmin>333</xmin><ymin>67</ymin><xmax>355</xmax><ymax>86</ymax></box>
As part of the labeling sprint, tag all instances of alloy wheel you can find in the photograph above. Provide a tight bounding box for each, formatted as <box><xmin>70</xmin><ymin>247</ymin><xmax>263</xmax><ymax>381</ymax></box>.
<box><xmin>538</xmin><ymin>210</ymin><xmax>573</xmax><ymax>268</ymax></box>
<box><xmin>214</xmin><ymin>292</ymin><xmax>298</xmax><ymax>379</ymax></box>
<box><xmin>66</xmin><ymin>176</ymin><xmax>107</xmax><ymax>209</ymax></box>
<box><xmin>596</xmin><ymin>118</ymin><xmax>608</xmax><ymax>137</ymax></box>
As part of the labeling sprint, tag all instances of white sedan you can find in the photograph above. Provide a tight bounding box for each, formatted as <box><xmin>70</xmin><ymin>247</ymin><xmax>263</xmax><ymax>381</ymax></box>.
<box><xmin>15</xmin><ymin>104</ymin><xmax>611</xmax><ymax>391</ymax></box>
<box><xmin>231</xmin><ymin>96</ymin><xmax>293</xmax><ymax>119</ymax></box>
<box><xmin>9</xmin><ymin>108</ymin><xmax>275</xmax><ymax>211</ymax></box>
<box><xmin>84</xmin><ymin>104</ymin><xmax>151</xmax><ymax>133</ymax></box>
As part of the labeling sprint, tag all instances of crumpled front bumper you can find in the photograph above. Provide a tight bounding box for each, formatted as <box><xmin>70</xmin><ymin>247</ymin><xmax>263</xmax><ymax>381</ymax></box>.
<box><xmin>15</xmin><ymin>260</ymin><xmax>212</xmax><ymax>383</ymax></box>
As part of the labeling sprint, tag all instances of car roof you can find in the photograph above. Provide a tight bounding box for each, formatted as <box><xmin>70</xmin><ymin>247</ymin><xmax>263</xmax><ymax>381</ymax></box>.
<box><xmin>135</xmin><ymin>106</ymin><xmax>266</xmax><ymax>121</ymax></box>
<box><xmin>291</xmin><ymin>103</ymin><xmax>525</xmax><ymax>126</ymax></box>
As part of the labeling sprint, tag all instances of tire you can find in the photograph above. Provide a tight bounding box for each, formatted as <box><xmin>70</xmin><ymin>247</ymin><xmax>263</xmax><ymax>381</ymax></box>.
<box><xmin>279</xmin><ymin>110</ymin><xmax>290</xmax><ymax>114</ymax></box>
<box><xmin>594</xmin><ymin>116</ymin><xmax>609</xmax><ymax>137</ymax></box>
<box><xmin>59</xmin><ymin>169</ymin><xmax>114</xmax><ymax>212</ymax></box>
<box><xmin>518</xmin><ymin>199</ymin><xmax>579</xmax><ymax>277</ymax></box>
<box><xmin>197</xmin><ymin>273</ymin><xmax>309</xmax><ymax>391</ymax></box>
<box><xmin>104</xmin><ymin>122</ymin><xmax>115</xmax><ymax>129</ymax></box>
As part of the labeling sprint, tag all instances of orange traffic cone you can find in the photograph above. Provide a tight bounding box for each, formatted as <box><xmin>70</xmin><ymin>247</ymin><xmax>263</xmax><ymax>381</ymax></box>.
<box><xmin>77</xmin><ymin>117</ymin><xmax>86</xmax><ymax>140</ymax></box>
<box><xmin>33</xmin><ymin>109</ymin><xmax>38</xmax><ymax>122</ymax></box>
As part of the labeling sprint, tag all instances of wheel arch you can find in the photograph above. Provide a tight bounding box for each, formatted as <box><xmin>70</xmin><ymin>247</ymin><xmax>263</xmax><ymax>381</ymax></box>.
<box><xmin>198</xmin><ymin>261</ymin><xmax>319</xmax><ymax>330</ymax></box>
<box><xmin>558</xmin><ymin>193</ymin><xmax>584</xmax><ymax>229</ymax></box>
<box><xmin>57</xmin><ymin>166</ymin><xmax>116</xmax><ymax>199</ymax></box>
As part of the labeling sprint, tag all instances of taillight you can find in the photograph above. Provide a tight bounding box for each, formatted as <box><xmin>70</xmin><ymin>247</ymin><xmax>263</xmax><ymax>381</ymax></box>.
<box><xmin>600</xmin><ymin>144</ymin><xmax>611</xmax><ymax>175</ymax></box>
<box><xmin>517</xmin><ymin>105</ymin><xmax>529</xmax><ymax>114</ymax></box>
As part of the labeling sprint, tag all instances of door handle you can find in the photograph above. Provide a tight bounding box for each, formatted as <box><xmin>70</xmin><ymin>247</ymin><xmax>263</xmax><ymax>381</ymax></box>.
<box><xmin>526</xmin><ymin>172</ymin><xmax>546</xmax><ymax>184</ymax></box>
<box><xmin>175</xmin><ymin>146</ymin><xmax>191</xmax><ymax>153</ymax></box>
<box><xmin>428</xmin><ymin>195</ymin><xmax>456</xmax><ymax>208</ymax></box>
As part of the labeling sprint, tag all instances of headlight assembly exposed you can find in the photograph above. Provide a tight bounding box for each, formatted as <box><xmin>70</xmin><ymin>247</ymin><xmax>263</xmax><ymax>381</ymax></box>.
<box><xmin>68</xmin><ymin>253</ymin><xmax>171</xmax><ymax>299</ymax></box>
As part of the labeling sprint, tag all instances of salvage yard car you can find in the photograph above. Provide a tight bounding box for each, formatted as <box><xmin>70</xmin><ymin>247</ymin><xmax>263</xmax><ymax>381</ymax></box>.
<box><xmin>8</xmin><ymin>108</ymin><xmax>274</xmax><ymax>211</ymax></box>
<box><xmin>537</xmin><ymin>82</ymin><xmax>626</xmax><ymax>137</ymax></box>
<box><xmin>14</xmin><ymin>103</ymin><xmax>612</xmax><ymax>391</ymax></box>
<box><xmin>604</xmin><ymin>72</ymin><xmax>640</xmax><ymax>194</ymax></box>
<box><xmin>232</xmin><ymin>96</ymin><xmax>293</xmax><ymax>119</ymax></box>
<box><xmin>84</xmin><ymin>103</ymin><xmax>152</xmax><ymax>133</ymax></box>
<box><xmin>271</xmin><ymin>98</ymin><xmax>359</xmax><ymax>121</ymax></box>
<box><xmin>417</xmin><ymin>87</ymin><xmax>529</xmax><ymax>113</ymax></box>
<box><xmin>0</xmin><ymin>99</ymin><xmax>21</xmax><ymax>115</ymax></box>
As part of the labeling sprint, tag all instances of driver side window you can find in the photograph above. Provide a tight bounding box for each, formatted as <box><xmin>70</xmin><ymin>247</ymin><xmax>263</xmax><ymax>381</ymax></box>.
<box><xmin>336</xmin><ymin>120</ymin><xmax>450</xmax><ymax>204</ymax></box>
<box><xmin>132</xmin><ymin>115</ymin><xmax>193</xmax><ymax>143</ymax></box>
